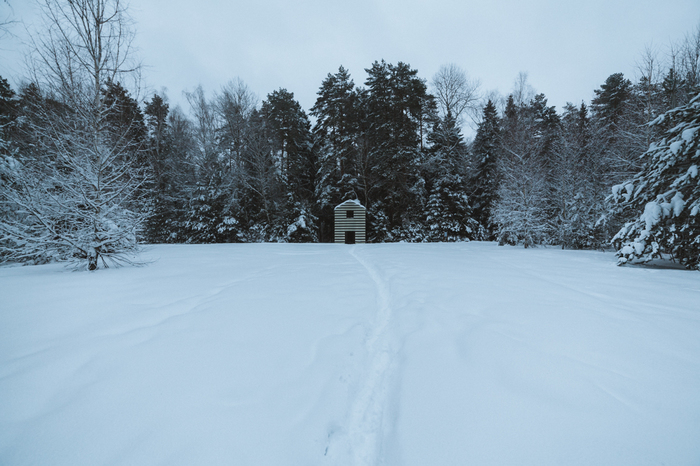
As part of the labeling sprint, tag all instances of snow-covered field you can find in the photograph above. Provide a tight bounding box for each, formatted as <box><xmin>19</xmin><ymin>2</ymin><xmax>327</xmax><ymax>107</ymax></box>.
<box><xmin>1</xmin><ymin>242</ymin><xmax>699</xmax><ymax>465</ymax></box>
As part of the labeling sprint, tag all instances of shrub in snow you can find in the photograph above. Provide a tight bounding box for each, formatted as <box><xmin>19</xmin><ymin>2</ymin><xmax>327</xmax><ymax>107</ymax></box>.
<box><xmin>611</xmin><ymin>93</ymin><xmax>700</xmax><ymax>269</ymax></box>
<box><xmin>424</xmin><ymin>175</ymin><xmax>484</xmax><ymax>242</ymax></box>
<box><xmin>285</xmin><ymin>202</ymin><xmax>319</xmax><ymax>243</ymax></box>
<box><xmin>493</xmin><ymin>156</ymin><xmax>550</xmax><ymax>248</ymax></box>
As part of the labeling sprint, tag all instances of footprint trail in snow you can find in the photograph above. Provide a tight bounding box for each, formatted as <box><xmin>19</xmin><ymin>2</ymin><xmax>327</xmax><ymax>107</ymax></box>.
<box><xmin>325</xmin><ymin>246</ymin><xmax>400</xmax><ymax>465</ymax></box>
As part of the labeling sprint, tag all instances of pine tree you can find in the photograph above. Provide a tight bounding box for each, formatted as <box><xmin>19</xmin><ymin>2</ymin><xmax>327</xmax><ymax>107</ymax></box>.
<box><xmin>311</xmin><ymin>66</ymin><xmax>357</xmax><ymax>163</ymax></box>
<box><xmin>611</xmin><ymin>93</ymin><xmax>700</xmax><ymax>269</ymax></box>
<box><xmin>184</xmin><ymin>173</ymin><xmax>240</xmax><ymax>243</ymax></box>
<box><xmin>102</xmin><ymin>80</ymin><xmax>147</xmax><ymax>165</ymax></box>
<box><xmin>662</xmin><ymin>68</ymin><xmax>684</xmax><ymax>110</ymax></box>
<box><xmin>311</xmin><ymin>66</ymin><xmax>361</xmax><ymax>241</ymax></box>
<box><xmin>551</xmin><ymin>102</ymin><xmax>607</xmax><ymax>248</ymax></box>
<box><xmin>143</xmin><ymin>93</ymin><xmax>192</xmax><ymax>243</ymax></box>
<box><xmin>424</xmin><ymin>113</ymin><xmax>483</xmax><ymax>241</ymax></box>
<box><xmin>364</xmin><ymin>60</ymin><xmax>427</xmax><ymax>240</ymax></box>
<box><xmin>262</xmin><ymin>89</ymin><xmax>315</xmax><ymax>201</ymax></box>
<box><xmin>0</xmin><ymin>76</ymin><xmax>16</xmax><ymax>135</ymax></box>
<box><xmin>0</xmin><ymin>77</ymin><xmax>19</xmax><ymax>261</ymax></box>
<box><xmin>470</xmin><ymin>100</ymin><xmax>501</xmax><ymax>236</ymax></box>
<box><xmin>181</xmin><ymin>86</ymin><xmax>231</xmax><ymax>242</ymax></box>
<box><xmin>530</xmin><ymin>93</ymin><xmax>561</xmax><ymax>163</ymax></box>
<box><xmin>591</xmin><ymin>73</ymin><xmax>643</xmax><ymax>184</ymax></box>
<box><xmin>262</xmin><ymin>88</ymin><xmax>318</xmax><ymax>242</ymax></box>
<box><xmin>592</xmin><ymin>73</ymin><xmax>632</xmax><ymax>131</ymax></box>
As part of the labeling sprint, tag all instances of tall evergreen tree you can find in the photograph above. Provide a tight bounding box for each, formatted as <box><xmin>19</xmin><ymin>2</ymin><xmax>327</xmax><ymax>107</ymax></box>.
<box><xmin>262</xmin><ymin>89</ymin><xmax>315</xmax><ymax>203</ymax></box>
<box><xmin>102</xmin><ymin>80</ymin><xmax>147</xmax><ymax>166</ymax></box>
<box><xmin>144</xmin><ymin>94</ymin><xmax>170</xmax><ymax>183</ymax></box>
<box><xmin>662</xmin><ymin>67</ymin><xmax>684</xmax><ymax>110</ymax></box>
<box><xmin>262</xmin><ymin>88</ymin><xmax>317</xmax><ymax>242</ymax></box>
<box><xmin>551</xmin><ymin>102</ymin><xmax>607</xmax><ymax>248</ymax></box>
<box><xmin>162</xmin><ymin>106</ymin><xmax>197</xmax><ymax>241</ymax></box>
<box><xmin>0</xmin><ymin>77</ymin><xmax>19</xmax><ymax>261</ymax></box>
<box><xmin>471</xmin><ymin>99</ymin><xmax>501</xmax><ymax>236</ymax></box>
<box><xmin>311</xmin><ymin>66</ymin><xmax>361</xmax><ymax>241</ymax></box>
<box><xmin>424</xmin><ymin>112</ymin><xmax>483</xmax><ymax>241</ymax></box>
<box><xmin>142</xmin><ymin>93</ymin><xmax>195</xmax><ymax>243</ymax></box>
<box><xmin>364</xmin><ymin>60</ymin><xmax>427</xmax><ymax>240</ymax></box>
<box><xmin>592</xmin><ymin>73</ymin><xmax>632</xmax><ymax>131</ymax></box>
<box><xmin>591</xmin><ymin>73</ymin><xmax>644</xmax><ymax>184</ymax></box>
<box><xmin>0</xmin><ymin>76</ymin><xmax>16</xmax><ymax>137</ymax></box>
<box><xmin>530</xmin><ymin>93</ymin><xmax>561</xmax><ymax>162</ymax></box>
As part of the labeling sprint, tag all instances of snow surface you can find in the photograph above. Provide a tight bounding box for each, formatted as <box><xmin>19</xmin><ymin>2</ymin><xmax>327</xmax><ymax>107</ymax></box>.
<box><xmin>1</xmin><ymin>242</ymin><xmax>700</xmax><ymax>466</ymax></box>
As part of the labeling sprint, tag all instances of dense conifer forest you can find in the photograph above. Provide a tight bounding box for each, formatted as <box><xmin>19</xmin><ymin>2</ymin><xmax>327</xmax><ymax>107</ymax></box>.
<box><xmin>1</xmin><ymin>0</ymin><xmax>699</xmax><ymax>269</ymax></box>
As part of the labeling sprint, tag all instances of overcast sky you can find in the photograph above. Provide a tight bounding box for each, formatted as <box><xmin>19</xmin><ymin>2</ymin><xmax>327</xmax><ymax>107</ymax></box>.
<box><xmin>2</xmin><ymin>0</ymin><xmax>700</xmax><ymax>128</ymax></box>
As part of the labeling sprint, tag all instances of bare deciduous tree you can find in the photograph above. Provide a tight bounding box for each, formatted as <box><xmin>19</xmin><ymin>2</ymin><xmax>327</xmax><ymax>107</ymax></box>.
<box><xmin>680</xmin><ymin>24</ymin><xmax>700</xmax><ymax>91</ymax></box>
<box><xmin>431</xmin><ymin>64</ymin><xmax>480</xmax><ymax>125</ymax></box>
<box><xmin>512</xmin><ymin>71</ymin><xmax>535</xmax><ymax>107</ymax></box>
<box><xmin>185</xmin><ymin>85</ymin><xmax>219</xmax><ymax>177</ymax></box>
<box><xmin>0</xmin><ymin>0</ymin><xmax>17</xmax><ymax>39</ymax></box>
<box><xmin>215</xmin><ymin>78</ymin><xmax>257</xmax><ymax>173</ymax></box>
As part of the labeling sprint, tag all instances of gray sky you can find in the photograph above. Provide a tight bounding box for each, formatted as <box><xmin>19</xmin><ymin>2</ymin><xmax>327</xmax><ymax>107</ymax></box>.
<box><xmin>2</xmin><ymin>0</ymin><xmax>700</xmax><ymax>127</ymax></box>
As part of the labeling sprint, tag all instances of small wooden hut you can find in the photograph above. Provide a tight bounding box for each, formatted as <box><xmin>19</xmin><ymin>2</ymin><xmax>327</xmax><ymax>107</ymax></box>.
<box><xmin>334</xmin><ymin>200</ymin><xmax>366</xmax><ymax>244</ymax></box>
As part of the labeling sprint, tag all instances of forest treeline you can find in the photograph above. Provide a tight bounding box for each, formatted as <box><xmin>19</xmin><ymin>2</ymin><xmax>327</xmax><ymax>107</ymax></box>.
<box><xmin>1</xmin><ymin>0</ymin><xmax>699</xmax><ymax>269</ymax></box>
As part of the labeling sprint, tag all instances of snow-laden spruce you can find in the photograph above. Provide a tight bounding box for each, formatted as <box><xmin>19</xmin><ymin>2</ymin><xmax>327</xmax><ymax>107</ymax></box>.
<box><xmin>612</xmin><ymin>93</ymin><xmax>700</xmax><ymax>269</ymax></box>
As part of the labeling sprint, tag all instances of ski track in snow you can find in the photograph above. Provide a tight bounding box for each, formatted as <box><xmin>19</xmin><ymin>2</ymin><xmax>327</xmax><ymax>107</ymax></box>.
<box><xmin>325</xmin><ymin>246</ymin><xmax>399</xmax><ymax>465</ymax></box>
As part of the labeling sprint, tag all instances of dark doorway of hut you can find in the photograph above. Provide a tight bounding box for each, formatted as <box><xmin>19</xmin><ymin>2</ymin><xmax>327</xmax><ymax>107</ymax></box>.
<box><xmin>345</xmin><ymin>231</ymin><xmax>356</xmax><ymax>244</ymax></box>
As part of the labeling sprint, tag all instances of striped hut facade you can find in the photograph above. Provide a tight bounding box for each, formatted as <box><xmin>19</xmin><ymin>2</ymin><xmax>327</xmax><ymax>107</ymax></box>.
<box><xmin>334</xmin><ymin>199</ymin><xmax>366</xmax><ymax>244</ymax></box>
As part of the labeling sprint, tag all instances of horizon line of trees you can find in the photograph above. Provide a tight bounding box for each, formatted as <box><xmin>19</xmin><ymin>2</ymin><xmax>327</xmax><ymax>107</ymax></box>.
<box><xmin>1</xmin><ymin>0</ymin><xmax>699</xmax><ymax>269</ymax></box>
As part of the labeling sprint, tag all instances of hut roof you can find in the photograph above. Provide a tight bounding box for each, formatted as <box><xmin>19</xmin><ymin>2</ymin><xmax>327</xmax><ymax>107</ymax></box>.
<box><xmin>334</xmin><ymin>199</ymin><xmax>365</xmax><ymax>210</ymax></box>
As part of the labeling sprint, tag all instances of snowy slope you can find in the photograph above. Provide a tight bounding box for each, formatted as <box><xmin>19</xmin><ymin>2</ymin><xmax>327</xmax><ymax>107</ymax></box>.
<box><xmin>1</xmin><ymin>242</ymin><xmax>699</xmax><ymax>465</ymax></box>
